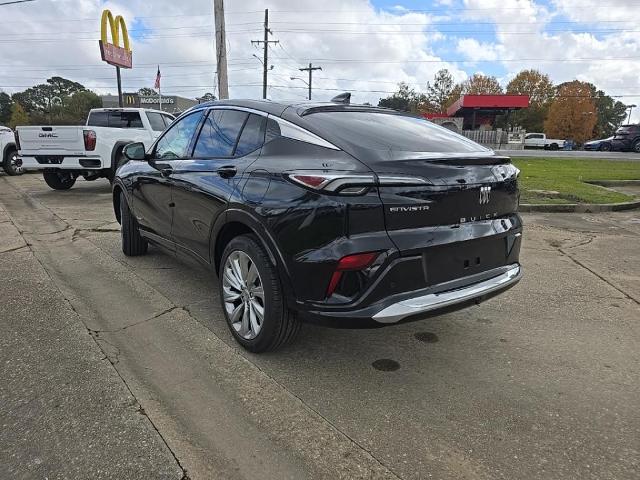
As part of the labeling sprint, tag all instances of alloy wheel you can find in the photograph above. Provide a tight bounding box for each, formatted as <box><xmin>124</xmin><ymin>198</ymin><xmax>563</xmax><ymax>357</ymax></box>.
<box><xmin>222</xmin><ymin>250</ymin><xmax>265</xmax><ymax>340</ymax></box>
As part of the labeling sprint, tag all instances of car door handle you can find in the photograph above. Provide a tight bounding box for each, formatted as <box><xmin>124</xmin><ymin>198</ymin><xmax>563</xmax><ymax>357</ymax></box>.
<box><xmin>217</xmin><ymin>166</ymin><xmax>237</xmax><ymax>178</ymax></box>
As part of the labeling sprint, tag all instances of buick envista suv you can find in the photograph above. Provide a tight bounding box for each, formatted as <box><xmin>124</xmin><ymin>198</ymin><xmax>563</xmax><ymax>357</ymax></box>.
<box><xmin>113</xmin><ymin>98</ymin><xmax>523</xmax><ymax>352</ymax></box>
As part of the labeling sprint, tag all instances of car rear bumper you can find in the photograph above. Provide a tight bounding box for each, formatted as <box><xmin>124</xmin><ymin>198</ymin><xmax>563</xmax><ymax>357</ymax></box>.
<box><xmin>20</xmin><ymin>155</ymin><xmax>104</xmax><ymax>170</ymax></box>
<box><xmin>372</xmin><ymin>263</ymin><xmax>521</xmax><ymax>323</ymax></box>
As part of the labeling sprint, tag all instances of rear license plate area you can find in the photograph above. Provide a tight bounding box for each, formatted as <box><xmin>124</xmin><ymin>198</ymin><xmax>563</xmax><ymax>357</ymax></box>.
<box><xmin>35</xmin><ymin>156</ymin><xmax>64</xmax><ymax>164</ymax></box>
<box><xmin>422</xmin><ymin>236</ymin><xmax>507</xmax><ymax>286</ymax></box>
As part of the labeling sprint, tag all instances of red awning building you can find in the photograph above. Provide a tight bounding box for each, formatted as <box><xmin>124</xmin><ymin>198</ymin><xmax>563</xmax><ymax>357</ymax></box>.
<box><xmin>425</xmin><ymin>94</ymin><xmax>530</xmax><ymax>130</ymax></box>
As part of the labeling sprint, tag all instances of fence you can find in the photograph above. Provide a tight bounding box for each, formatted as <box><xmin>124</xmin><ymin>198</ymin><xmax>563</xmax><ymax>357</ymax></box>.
<box><xmin>461</xmin><ymin>129</ymin><xmax>525</xmax><ymax>150</ymax></box>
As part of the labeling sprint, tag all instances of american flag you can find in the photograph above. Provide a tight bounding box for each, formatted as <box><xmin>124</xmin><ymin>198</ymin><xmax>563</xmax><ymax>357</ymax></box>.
<box><xmin>154</xmin><ymin>66</ymin><xmax>161</xmax><ymax>90</ymax></box>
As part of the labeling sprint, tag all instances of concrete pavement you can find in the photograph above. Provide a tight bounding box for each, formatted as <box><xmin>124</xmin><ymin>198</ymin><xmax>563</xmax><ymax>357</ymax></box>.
<box><xmin>0</xmin><ymin>190</ymin><xmax>184</xmax><ymax>479</ymax></box>
<box><xmin>1</xmin><ymin>173</ymin><xmax>639</xmax><ymax>479</ymax></box>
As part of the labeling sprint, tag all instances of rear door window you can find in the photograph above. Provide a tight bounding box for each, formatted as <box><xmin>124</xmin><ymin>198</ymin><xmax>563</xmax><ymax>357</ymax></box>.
<box><xmin>235</xmin><ymin>114</ymin><xmax>266</xmax><ymax>156</ymax></box>
<box><xmin>193</xmin><ymin>109</ymin><xmax>248</xmax><ymax>158</ymax></box>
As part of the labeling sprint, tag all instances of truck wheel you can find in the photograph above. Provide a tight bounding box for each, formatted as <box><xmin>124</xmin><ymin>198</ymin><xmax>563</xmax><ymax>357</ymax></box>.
<box><xmin>43</xmin><ymin>171</ymin><xmax>76</xmax><ymax>190</ymax></box>
<box><xmin>219</xmin><ymin>234</ymin><xmax>300</xmax><ymax>353</ymax></box>
<box><xmin>120</xmin><ymin>192</ymin><xmax>148</xmax><ymax>256</ymax></box>
<box><xmin>2</xmin><ymin>148</ymin><xmax>23</xmax><ymax>176</ymax></box>
<box><xmin>550</xmin><ymin>143</ymin><xmax>559</xmax><ymax>150</ymax></box>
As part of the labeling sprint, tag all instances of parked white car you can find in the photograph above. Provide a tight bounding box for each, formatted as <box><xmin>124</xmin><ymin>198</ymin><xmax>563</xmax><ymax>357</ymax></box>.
<box><xmin>17</xmin><ymin>108</ymin><xmax>174</xmax><ymax>190</ymax></box>
<box><xmin>524</xmin><ymin>133</ymin><xmax>566</xmax><ymax>150</ymax></box>
<box><xmin>1</xmin><ymin>125</ymin><xmax>22</xmax><ymax>176</ymax></box>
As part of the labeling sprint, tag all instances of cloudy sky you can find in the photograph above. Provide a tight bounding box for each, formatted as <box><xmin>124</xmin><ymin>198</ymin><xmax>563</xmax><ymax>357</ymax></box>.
<box><xmin>1</xmin><ymin>0</ymin><xmax>639</xmax><ymax>121</ymax></box>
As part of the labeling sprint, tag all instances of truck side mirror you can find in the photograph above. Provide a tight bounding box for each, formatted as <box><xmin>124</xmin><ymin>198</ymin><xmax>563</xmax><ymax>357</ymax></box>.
<box><xmin>123</xmin><ymin>142</ymin><xmax>147</xmax><ymax>161</ymax></box>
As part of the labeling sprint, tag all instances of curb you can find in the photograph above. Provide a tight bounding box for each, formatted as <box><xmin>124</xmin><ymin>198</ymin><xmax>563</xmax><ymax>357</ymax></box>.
<box><xmin>520</xmin><ymin>200</ymin><xmax>640</xmax><ymax>213</ymax></box>
<box><xmin>586</xmin><ymin>180</ymin><xmax>640</xmax><ymax>187</ymax></box>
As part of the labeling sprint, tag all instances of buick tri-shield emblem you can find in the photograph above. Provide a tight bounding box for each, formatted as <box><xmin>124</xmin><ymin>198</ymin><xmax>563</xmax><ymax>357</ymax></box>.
<box><xmin>479</xmin><ymin>186</ymin><xmax>491</xmax><ymax>204</ymax></box>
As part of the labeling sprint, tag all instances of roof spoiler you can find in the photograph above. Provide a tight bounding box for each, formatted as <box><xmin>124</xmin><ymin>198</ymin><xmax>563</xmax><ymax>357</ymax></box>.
<box><xmin>330</xmin><ymin>92</ymin><xmax>351</xmax><ymax>104</ymax></box>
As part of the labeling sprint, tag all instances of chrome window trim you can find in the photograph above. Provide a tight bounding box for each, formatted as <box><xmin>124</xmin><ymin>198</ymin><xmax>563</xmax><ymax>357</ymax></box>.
<box><xmin>199</xmin><ymin>106</ymin><xmax>340</xmax><ymax>151</ymax></box>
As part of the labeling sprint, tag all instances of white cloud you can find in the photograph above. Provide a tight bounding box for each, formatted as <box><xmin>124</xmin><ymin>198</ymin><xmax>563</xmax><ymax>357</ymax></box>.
<box><xmin>0</xmin><ymin>0</ymin><xmax>638</xmax><ymax>122</ymax></box>
<box><xmin>460</xmin><ymin>0</ymin><xmax>640</xmax><ymax>122</ymax></box>
<box><xmin>0</xmin><ymin>0</ymin><xmax>466</xmax><ymax>106</ymax></box>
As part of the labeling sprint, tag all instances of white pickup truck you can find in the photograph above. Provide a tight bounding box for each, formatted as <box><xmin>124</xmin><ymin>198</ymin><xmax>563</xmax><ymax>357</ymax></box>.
<box><xmin>17</xmin><ymin>108</ymin><xmax>174</xmax><ymax>190</ymax></box>
<box><xmin>524</xmin><ymin>133</ymin><xmax>566</xmax><ymax>150</ymax></box>
<box><xmin>1</xmin><ymin>125</ymin><xmax>22</xmax><ymax>176</ymax></box>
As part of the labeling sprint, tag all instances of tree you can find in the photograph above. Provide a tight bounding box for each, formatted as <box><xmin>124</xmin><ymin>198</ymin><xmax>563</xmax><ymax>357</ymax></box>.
<box><xmin>506</xmin><ymin>69</ymin><xmax>555</xmax><ymax>131</ymax></box>
<box><xmin>9</xmin><ymin>103</ymin><xmax>29</xmax><ymax>130</ymax></box>
<box><xmin>592</xmin><ymin>89</ymin><xmax>627</xmax><ymax>138</ymax></box>
<box><xmin>199</xmin><ymin>92</ymin><xmax>217</xmax><ymax>102</ymax></box>
<box><xmin>544</xmin><ymin>81</ymin><xmax>597</xmax><ymax>144</ymax></box>
<box><xmin>427</xmin><ymin>69</ymin><xmax>454</xmax><ymax>113</ymax></box>
<box><xmin>378</xmin><ymin>82</ymin><xmax>432</xmax><ymax>113</ymax></box>
<box><xmin>12</xmin><ymin>76</ymin><xmax>87</xmax><ymax>123</ymax></box>
<box><xmin>0</xmin><ymin>92</ymin><xmax>11</xmax><ymax>125</ymax></box>
<box><xmin>138</xmin><ymin>87</ymin><xmax>157</xmax><ymax>96</ymax></box>
<box><xmin>458</xmin><ymin>74</ymin><xmax>503</xmax><ymax>95</ymax></box>
<box><xmin>63</xmin><ymin>91</ymin><xmax>102</xmax><ymax>125</ymax></box>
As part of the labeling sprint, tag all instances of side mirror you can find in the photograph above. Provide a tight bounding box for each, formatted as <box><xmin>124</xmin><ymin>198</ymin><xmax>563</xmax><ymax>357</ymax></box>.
<box><xmin>123</xmin><ymin>142</ymin><xmax>147</xmax><ymax>161</ymax></box>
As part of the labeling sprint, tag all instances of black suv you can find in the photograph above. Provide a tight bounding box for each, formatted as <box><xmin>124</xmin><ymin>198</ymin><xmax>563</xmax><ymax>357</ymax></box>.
<box><xmin>611</xmin><ymin>124</ymin><xmax>640</xmax><ymax>152</ymax></box>
<box><xmin>113</xmin><ymin>99</ymin><xmax>522</xmax><ymax>352</ymax></box>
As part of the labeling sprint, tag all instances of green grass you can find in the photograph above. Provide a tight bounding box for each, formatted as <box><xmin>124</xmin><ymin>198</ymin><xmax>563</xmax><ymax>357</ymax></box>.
<box><xmin>512</xmin><ymin>158</ymin><xmax>640</xmax><ymax>204</ymax></box>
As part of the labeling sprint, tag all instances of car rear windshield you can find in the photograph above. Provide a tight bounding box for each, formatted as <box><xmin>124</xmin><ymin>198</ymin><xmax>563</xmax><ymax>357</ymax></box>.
<box><xmin>305</xmin><ymin>111</ymin><xmax>488</xmax><ymax>153</ymax></box>
<box><xmin>87</xmin><ymin>111</ymin><xmax>143</xmax><ymax>128</ymax></box>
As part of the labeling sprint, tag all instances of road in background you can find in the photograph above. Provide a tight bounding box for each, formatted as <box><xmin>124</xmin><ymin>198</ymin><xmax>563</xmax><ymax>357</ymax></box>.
<box><xmin>1</xmin><ymin>174</ymin><xmax>639</xmax><ymax>480</ymax></box>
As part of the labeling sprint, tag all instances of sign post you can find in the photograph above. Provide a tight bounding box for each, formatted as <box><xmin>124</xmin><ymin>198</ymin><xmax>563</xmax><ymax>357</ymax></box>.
<box><xmin>98</xmin><ymin>10</ymin><xmax>133</xmax><ymax>108</ymax></box>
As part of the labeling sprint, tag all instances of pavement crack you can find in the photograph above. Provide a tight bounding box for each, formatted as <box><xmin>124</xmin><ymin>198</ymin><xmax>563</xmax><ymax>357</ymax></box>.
<box><xmin>558</xmin><ymin>247</ymin><xmax>639</xmax><ymax>305</ymax></box>
<box><xmin>0</xmin><ymin>244</ymin><xmax>29</xmax><ymax>254</ymax></box>
<box><xmin>90</xmin><ymin>306</ymin><xmax>180</xmax><ymax>334</ymax></box>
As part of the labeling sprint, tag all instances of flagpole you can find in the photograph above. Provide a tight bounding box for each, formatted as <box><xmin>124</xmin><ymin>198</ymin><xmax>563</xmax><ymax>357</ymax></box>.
<box><xmin>159</xmin><ymin>85</ymin><xmax>162</xmax><ymax>111</ymax></box>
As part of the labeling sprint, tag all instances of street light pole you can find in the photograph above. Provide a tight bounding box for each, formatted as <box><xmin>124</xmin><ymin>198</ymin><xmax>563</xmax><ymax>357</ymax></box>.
<box><xmin>298</xmin><ymin>63</ymin><xmax>322</xmax><ymax>100</ymax></box>
<box><xmin>627</xmin><ymin>104</ymin><xmax>637</xmax><ymax>124</ymax></box>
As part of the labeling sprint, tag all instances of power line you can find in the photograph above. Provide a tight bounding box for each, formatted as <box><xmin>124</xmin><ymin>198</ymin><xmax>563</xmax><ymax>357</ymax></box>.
<box><xmin>0</xmin><ymin>0</ymin><xmax>36</xmax><ymax>5</ymax></box>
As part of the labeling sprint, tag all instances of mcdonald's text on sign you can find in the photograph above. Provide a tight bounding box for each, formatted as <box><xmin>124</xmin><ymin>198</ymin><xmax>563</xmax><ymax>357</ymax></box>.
<box><xmin>99</xmin><ymin>10</ymin><xmax>132</xmax><ymax>69</ymax></box>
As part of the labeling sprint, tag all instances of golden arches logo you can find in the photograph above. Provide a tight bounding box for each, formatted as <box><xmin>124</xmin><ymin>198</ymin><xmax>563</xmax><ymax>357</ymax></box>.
<box><xmin>101</xmin><ymin>10</ymin><xmax>130</xmax><ymax>52</ymax></box>
<box><xmin>98</xmin><ymin>9</ymin><xmax>133</xmax><ymax>69</ymax></box>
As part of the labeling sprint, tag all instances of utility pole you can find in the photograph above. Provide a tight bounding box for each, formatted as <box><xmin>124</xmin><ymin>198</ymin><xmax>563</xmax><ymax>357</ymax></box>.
<box><xmin>251</xmin><ymin>9</ymin><xmax>278</xmax><ymax>99</ymax></box>
<box><xmin>214</xmin><ymin>0</ymin><xmax>229</xmax><ymax>99</ymax></box>
<box><xmin>299</xmin><ymin>63</ymin><xmax>322</xmax><ymax>100</ymax></box>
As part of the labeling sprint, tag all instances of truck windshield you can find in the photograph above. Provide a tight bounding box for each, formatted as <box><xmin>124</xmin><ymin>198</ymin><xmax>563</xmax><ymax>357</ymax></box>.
<box><xmin>87</xmin><ymin>111</ymin><xmax>143</xmax><ymax>128</ymax></box>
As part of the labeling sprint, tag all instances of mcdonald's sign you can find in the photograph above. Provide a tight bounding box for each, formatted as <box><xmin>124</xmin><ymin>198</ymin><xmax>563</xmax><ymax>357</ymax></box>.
<box><xmin>98</xmin><ymin>9</ymin><xmax>132</xmax><ymax>69</ymax></box>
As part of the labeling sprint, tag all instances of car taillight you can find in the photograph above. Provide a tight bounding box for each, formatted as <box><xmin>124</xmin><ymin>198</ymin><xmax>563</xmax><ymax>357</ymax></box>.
<box><xmin>83</xmin><ymin>130</ymin><xmax>96</xmax><ymax>151</ymax></box>
<box><xmin>287</xmin><ymin>172</ymin><xmax>376</xmax><ymax>196</ymax></box>
<box><xmin>326</xmin><ymin>252</ymin><xmax>380</xmax><ymax>298</ymax></box>
<box><xmin>286</xmin><ymin>171</ymin><xmax>431</xmax><ymax>195</ymax></box>
<box><xmin>14</xmin><ymin>131</ymin><xmax>20</xmax><ymax>150</ymax></box>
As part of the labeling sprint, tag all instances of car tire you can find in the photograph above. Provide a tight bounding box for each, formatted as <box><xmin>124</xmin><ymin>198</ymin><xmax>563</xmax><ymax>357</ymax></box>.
<box><xmin>550</xmin><ymin>143</ymin><xmax>559</xmax><ymax>151</ymax></box>
<box><xmin>2</xmin><ymin>148</ymin><xmax>23</xmax><ymax>176</ymax></box>
<box><xmin>633</xmin><ymin>140</ymin><xmax>640</xmax><ymax>153</ymax></box>
<box><xmin>42</xmin><ymin>171</ymin><xmax>76</xmax><ymax>190</ymax></box>
<box><xmin>219</xmin><ymin>234</ymin><xmax>300</xmax><ymax>353</ymax></box>
<box><xmin>600</xmin><ymin>143</ymin><xmax>611</xmax><ymax>152</ymax></box>
<box><xmin>120</xmin><ymin>191</ymin><xmax>148</xmax><ymax>256</ymax></box>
